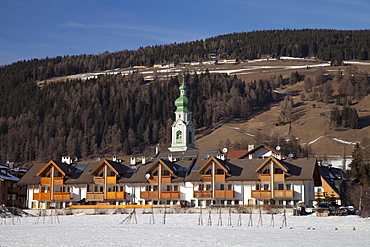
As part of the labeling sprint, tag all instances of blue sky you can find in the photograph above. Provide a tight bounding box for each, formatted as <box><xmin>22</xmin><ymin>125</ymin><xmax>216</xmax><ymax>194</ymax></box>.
<box><xmin>1</xmin><ymin>0</ymin><xmax>370</xmax><ymax>65</ymax></box>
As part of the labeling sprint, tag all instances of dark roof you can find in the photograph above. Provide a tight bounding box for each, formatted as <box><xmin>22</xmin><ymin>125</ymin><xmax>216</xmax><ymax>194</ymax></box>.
<box><xmin>18</xmin><ymin>164</ymin><xmax>43</xmax><ymax>185</ymax></box>
<box><xmin>318</xmin><ymin>165</ymin><xmax>350</xmax><ymax>194</ymax></box>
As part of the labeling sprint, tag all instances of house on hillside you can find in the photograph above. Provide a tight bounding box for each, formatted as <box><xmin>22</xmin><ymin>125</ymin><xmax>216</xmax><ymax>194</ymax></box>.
<box><xmin>0</xmin><ymin>164</ymin><xmax>28</xmax><ymax>208</ymax></box>
<box><xmin>153</xmin><ymin>63</ymin><xmax>175</xmax><ymax>68</ymax></box>
<box><xmin>216</xmin><ymin>58</ymin><xmax>238</xmax><ymax>64</ymax></box>
<box><xmin>227</xmin><ymin>144</ymin><xmax>286</xmax><ymax>160</ymax></box>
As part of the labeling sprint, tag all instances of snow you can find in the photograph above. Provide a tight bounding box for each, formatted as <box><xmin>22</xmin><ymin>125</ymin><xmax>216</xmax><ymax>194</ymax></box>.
<box><xmin>1</xmin><ymin>212</ymin><xmax>369</xmax><ymax>246</ymax></box>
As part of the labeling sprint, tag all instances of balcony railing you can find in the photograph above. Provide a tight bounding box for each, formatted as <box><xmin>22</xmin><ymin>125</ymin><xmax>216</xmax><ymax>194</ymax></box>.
<box><xmin>33</xmin><ymin>193</ymin><xmax>51</xmax><ymax>200</ymax></box>
<box><xmin>160</xmin><ymin>191</ymin><xmax>180</xmax><ymax>199</ymax></box>
<box><xmin>273</xmin><ymin>190</ymin><xmax>294</xmax><ymax>198</ymax></box>
<box><xmin>215</xmin><ymin>174</ymin><xmax>225</xmax><ymax>182</ymax></box>
<box><xmin>193</xmin><ymin>190</ymin><xmax>212</xmax><ymax>198</ymax></box>
<box><xmin>93</xmin><ymin>177</ymin><xmax>104</xmax><ymax>184</ymax></box>
<box><xmin>54</xmin><ymin>177</ymin><xmax>64</xmax><ymax>185</ymax></box>
<box><xmin>86</xmin><ymin>192</ymin><xmax>104</xmax><ymax>200</ymax></box>
<box><xmin>106</xmin><ymin>176</ymin><xmax>117</xmax><ymax>184</ymax></box>
<box><xmin>214</xmin><ymin>190</ymin><xmax>234</xmax><ymax>198</ymax></box>
<box><xmin>273</xmin><ymin>174</ymin><xmax>285</xmax><ymax>182</ymax></box>
<box><xmin>161</xmin><ymin>176</ymin><xmax>171</xmax><ymax>183</ymax></box>
<box><xmin>251</xmin><ymin>190</ymin><xmax>271</xmax><ymax>198</ymax></box>
<box><xmin>53</xmin><ymin>192</ymin><xmax>71</xmax><ymax>200</ymax></box>
<box><xmin>40</xmin><ymin>178</ymin><xmax>51</xmax><ymax>185</ymax></box>
<box><xmin>201</xmin><ymin>175</ymin><xmax>212</xmax><ymax>182</ymax></box>
<box><xmin>259</xmin><ymin>174</ymin><xmax>270</xmax><ymax>181</ymax></box>
<box><xmin>106</xmin><ymin>191</ymin><xmax>125</xmax><ymax>200</ymax></box>
<box><xmin>140</xmin><ymin>191</ymin><xmax>159</xmax><ymax>199</ymax></box>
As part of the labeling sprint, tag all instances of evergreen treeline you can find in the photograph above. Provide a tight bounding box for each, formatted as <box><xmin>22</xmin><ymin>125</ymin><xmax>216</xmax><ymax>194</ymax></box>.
<box><xmin>0</xmin><ymin>72</ymin><xmax>275</xmax><ymax>163</ymax></box>
<box><xmin>2</xmin><ymin>29</ymin><xmax>370</xmax><ymax>87</ymax></box>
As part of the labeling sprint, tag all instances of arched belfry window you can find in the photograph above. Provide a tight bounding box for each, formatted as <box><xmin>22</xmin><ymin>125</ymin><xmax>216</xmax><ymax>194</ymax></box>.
<box><xmin>176</xmin><ymin>130</ymin><xmax>182</xmax><ymax>143</ymax></box>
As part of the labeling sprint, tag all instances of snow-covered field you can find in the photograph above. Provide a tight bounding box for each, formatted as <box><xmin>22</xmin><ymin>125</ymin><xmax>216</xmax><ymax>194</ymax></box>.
<box><xmin>1</xmin><ymin>212</ymin><xmax>369</xmax><ymax>247</ymax></box>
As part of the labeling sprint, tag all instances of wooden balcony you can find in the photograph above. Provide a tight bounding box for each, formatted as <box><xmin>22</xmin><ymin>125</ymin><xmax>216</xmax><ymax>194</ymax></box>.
<box><xmin>214</xmin><ymin>190</ymin><xmax>234</xmax><ymax>198</ymax></box>
<box><xmin>106</xmin><ymin>176</ymin><xmax>116</xmax><ymax>184</ymax></box>
<box><xmin>160</xmin><ymin>191</ymin><xmax>180</xmax><ymax>199</ymax></box>
<box><xmin>251</xmin><ymin>190</ymin><xmax>271</xmax><ymax>198</ymax></box>
<box><xmin>194</xmin><ymin>190</ymin><xmax>212</xmax><ymax>198</ymax></box>
<box><xmin>94</xmin><ymin>177</ymin><xmax>104</xmax><ymax>184</ymax></box>
<box><xmin>259</xmin><ymin>174</ymin><xmax>270</xmax><ymax>181</ymax></box>
<box><xmin>40</xmin><ymin>177</ymin><xmax>51</xmax><ymax>185</ymax></box>
<box><xmin>86</xmin><ymin>192</ymin><xmax>104</xmax><ymax>200</ymax></box>
<box><xmin>106</xmin><ymin>191</ymin><xmax>125</xmax><ymax>200</ymax></box>
<box><xmin>215</xmin><ymin>174</ymin><xmax>225</xmax><ymax>182</ymax></box>
<box><xmin>161</xmin><ymin>176</ymin><xmax>171</xmax><ymax>183</ymax></box>
<box><xmin>201</xmin><ymin>175</ymin><xmax>212</xmax><ymax>182</ymax></box>
<box><xmin>273</xmin><ymin>174</ymin><xmax>285</xmax><ymax>182</ymax></box>
<box><xmin>273</xmin><ymin>190</ymin><xmax>294</xmax><ymax>198</ymax></box>
<box><xmin>33</xmin><ymin>193</ymin><xmax>51</xmax><ymax>200</ymax></box>
<box><xmin>53</xmin><ymin>192</ymin><xmax>71</xmax><ymax>200</ymax></box>
<box><xmin>54</xmin><ymin>177</ymin><xmax>64</xmax><ymax>185</ymax></box>
<box><xmin>140</xmin><ymin>191</ymin><xmax>159</xmax><ymax>199</ymax></box>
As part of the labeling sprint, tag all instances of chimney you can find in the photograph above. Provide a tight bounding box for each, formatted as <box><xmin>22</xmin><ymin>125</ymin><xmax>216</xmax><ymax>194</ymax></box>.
<box><xmin>142</xmin><ymin>157</ymin><xmax>146</xmax><ymax>165</ymax></box>
<box><xmin>61</xmin><ymin>156</ymin><xmax>72</xmax><ymax>165</ymax></box>
<box><xmin>113</xmin><ymin>155</ymin><xmax>117</xmax><ymax>162</ymax></box>
<box><xmin>130</xmin><ymin>157</ymin><xmax>136</xmax><ymax>165</ymax></box>
<box><xmin>248</xmin><ymin>145</ymin><xmax>255</xmax><ymax>151</ymax></box>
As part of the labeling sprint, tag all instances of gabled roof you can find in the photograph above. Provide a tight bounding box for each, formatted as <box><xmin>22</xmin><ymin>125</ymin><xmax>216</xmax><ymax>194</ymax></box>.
<box><xmin>90</xmin><ymin>159</ymin><xmax>126</xmax><ymax>176</ymax></box>
<box><xmin>255</xmin><ymin>156</ymin><xmax>289</xmax><ymax>173</ymax></box>
<box><xmin>198</xmin><ymin>156</ymin><xmax>230</xmax><ymax>174</ymax></box>
<box><xmin>36</xmin><ymin>160</ymin><xmax>73</xmax><ymax>177</ymax></box>
<box><xmin>318</xmin><ymin>166</ymin><xmax>350</xmax><ymax>197</ymax></box>
<box><xmin>239</xmin><ymin>145</ymin><xmax>287</xmax><ymax>159</ymax></box>
<box><xmin>146</xmin><ymin>159</ymin><xmax>177</xmax><ymax>175</ymax></box>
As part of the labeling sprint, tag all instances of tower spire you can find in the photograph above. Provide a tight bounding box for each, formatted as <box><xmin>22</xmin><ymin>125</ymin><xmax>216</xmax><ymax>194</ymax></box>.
<box><xmin>168</xmin><ymin>76</ymin><xmax>196</xmax><ymax>152</ymax></box>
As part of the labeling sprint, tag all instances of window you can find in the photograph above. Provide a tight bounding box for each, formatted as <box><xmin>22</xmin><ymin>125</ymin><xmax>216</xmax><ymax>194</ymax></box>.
<box><xmin>176</xmin><ymin>131</ymin><xmax>182</xmax><ymax>143</ymax></box>
<box><xmin>220</xmin><ymin>184</ymin><xmax>225</xmax><ymax>190</ymax></box>
<box><xmin>278</xmin><ymin>184</ymin><xmax>284</xmax><ymax>190</ymax></box>
<box><xmin>199</xmin><ymin>184</ymin><xmax>204</xmax><ymax>190</ymax></box>
<box><xmin>153</xmin><ymin>185</ymin><xmax>158</xmax><ymax>191</ymax></box>
<box><xmin>286</xmin><ymin>184</ymin><xmax>292</xmax><ymax>190</ymax></box>
<box><xmin>216</xmin><ymin>169</ymin><xmax>224</xmax><ymax>174</ymax></box>
<box><xmin>227</xmin><ymin>184</ymin><xmax>232</xmax><ymax>190</ymax></box>
<box><xmin>263</xmin><ymin>184</ymin><xmax>269</xmax><ymax>190</ymax></box>
<box><xmin>110</xmin><ymin>171</ymin><xmax>115</xmax><ymax>176</ymax></box>
<box><xmin>166</xmin><ymin>185</ymin><xmax>171</xmax><ymax>191</ymax></box>
<box><xmin>262</xmin><ymin>169</ymin><xmax>270</xmax><ymax>174</ymax></box>
<box><xmin>163</xmin><ymin>170</ymin><xmax>170</xmax><ymax>176</ymax></box>
<box><xmin>173</xmin><ymin>185</ymin><xmax>178</xmax><ymax>191</ymax></box>
<box><xmin>256</xmin><ymin>184</ymin><xmax>260</xmax><ymax>190</ymax></box>
<box><xmin>146</xmin><ymin>185</ymin><xmax>151</xmax><ymax>191</ymax></box>
<box><xmin>206</xmin><ymin>184</ymin><xmax>211</xmax><ymax>191</ymax></box>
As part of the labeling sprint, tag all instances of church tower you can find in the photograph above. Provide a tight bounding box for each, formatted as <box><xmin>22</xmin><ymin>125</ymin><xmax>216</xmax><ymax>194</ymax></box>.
<box><xmin>168</xmin><ymin>78</ymin><xmax>196</xmax><ymax>152</ymax></box>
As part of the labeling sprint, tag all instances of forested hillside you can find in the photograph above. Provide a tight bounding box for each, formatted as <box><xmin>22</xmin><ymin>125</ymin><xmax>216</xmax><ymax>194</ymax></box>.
<box><xmin>0</xmin><ymin>72</ymin><xmax>275</xmax><ymax>163</ymax></box>
<box><xmin>1</xmin><ymin>29</ymin><xmax>370</xmax><ymax>164</ymax></box>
